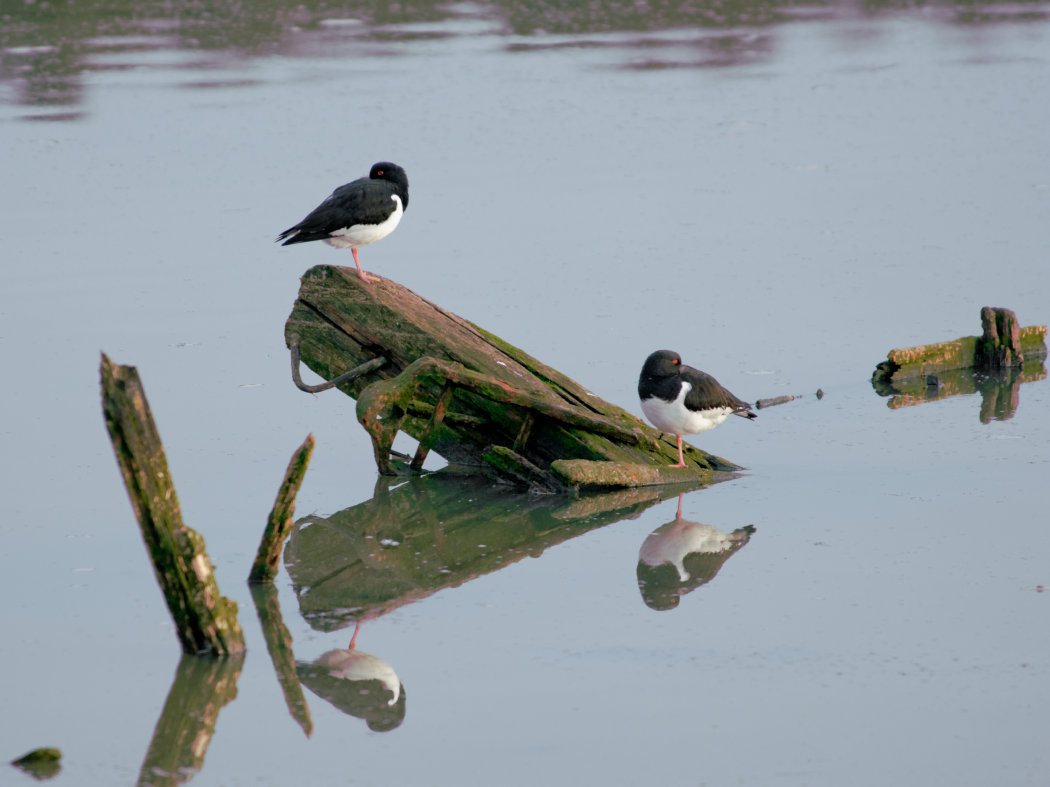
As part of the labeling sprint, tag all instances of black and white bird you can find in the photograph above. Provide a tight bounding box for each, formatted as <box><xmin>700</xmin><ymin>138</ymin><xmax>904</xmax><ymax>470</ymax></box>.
<box><xmin>638</xmin><ymin>349</ymin><xmax>756</xmax><ymax>467</ymax></box>
<box><xmin>277</xmin><ymin>162</ymin><xmax>409</xmax><ymax>283</ymax></box>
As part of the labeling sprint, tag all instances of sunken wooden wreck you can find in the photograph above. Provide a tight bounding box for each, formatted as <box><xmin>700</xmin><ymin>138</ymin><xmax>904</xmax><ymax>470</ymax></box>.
<box><xmin>285</xmin><ymin>265</ymin><xmax>741</xmax><ymax>490</ymax></box>
<box><xmin>872</xmin><ymin>306</ymin><xmax>1047</xmax><ymax>387</ymax></box>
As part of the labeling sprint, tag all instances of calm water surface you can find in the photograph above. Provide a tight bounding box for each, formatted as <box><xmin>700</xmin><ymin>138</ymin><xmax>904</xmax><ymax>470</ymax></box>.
<box><xmin>2</xmin><ymin>1</ymin><xmax>1049</xmax><ymax>785</ymax></box>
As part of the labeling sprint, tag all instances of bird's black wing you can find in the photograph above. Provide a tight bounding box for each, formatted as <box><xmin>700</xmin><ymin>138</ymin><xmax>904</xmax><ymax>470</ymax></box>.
<box><xmin>683</xmin><ymin>367</ymin><xmax>756</xmax><ymax>418</ymax></box>
<box><xmin>278</xmin><ymin>177</ymin><xmax>397</xmax><ymax>244</ymax></box>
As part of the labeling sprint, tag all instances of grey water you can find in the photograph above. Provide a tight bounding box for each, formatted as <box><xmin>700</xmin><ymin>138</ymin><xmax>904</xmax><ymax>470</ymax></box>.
<box><xmin>2</xmin><ymin>1</ymin><xmax>1049</xmax><ymax>784</ymax></box>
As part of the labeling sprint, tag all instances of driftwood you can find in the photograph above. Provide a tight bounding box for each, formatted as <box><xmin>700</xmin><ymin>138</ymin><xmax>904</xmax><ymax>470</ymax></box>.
<box><xmin>249</xmin><ymin>434</ymin><xmax>315</xmax><ymax>583</ymax></box>
<box><xmin>285</xmin><ymin>265</ymin><xmax>740</xmax><ymax>490</ymax></box>
<box><xmin>872</xmin><ymin>307</ymin><xmax>1047</xmax><ymax>385</ymax></box>
<box><xmin>100</xmin><ymin>354</ymin><xmax>245</xmax><ymax>656</ymax></box>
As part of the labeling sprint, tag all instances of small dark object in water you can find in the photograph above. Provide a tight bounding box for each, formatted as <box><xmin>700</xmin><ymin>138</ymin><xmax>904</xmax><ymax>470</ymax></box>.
<box><xmin>10</xmin><ymin>748</ymin><xmax>61</xmax><ymax>780</ymax></box>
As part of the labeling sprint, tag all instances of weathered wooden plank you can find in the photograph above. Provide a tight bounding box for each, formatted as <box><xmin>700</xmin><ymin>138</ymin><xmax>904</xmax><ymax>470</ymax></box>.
<box><xmin>285</xmin><ymin>265</ymin><xmax>739</xmax><ymax>488</ymax></box>
<box><xmin>100</xmin><ymin>353</ymin><xmax>245</xmax><ymax>656</ymax></box>
<box><xmin>249</xmin><ymin>434</ymin><xmax>315</xmax><ymax>583</ymax></box>
<box><xmin>872</xmin><ymin>307</ymin><xmax>1047</xmax><ymax>385</ymax></box>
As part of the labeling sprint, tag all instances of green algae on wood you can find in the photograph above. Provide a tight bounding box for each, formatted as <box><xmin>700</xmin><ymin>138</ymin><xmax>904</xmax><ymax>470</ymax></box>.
<box><xmin>872</xmin><ymin>307</ymin><xmax>1047</xmax><ymax>385</ymax></box>
<box><xmin>100</xmin><ymin>354</ymin><xmax>245</xmax><ymax>656</ymax></box>
<box><xmin>249</xmin><ymin>434</ymin><xmax>315</xmax><ymax>583</ymax></box>
<box><xmin>285</xmin><ymin>264</ymin><xmax>739</xmax><ymax>489</ymax></box>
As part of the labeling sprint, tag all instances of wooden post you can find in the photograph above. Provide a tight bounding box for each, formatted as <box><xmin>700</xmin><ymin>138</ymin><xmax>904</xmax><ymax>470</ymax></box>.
<box><xmin>249</xmin><ymin>434</ymin><xmax>315</xmax><ymax>583</ymax></box>
<box><xmin>100</xmin><ymin>354</ymin><xmax>245</xmax><ymax>656</ymax></box>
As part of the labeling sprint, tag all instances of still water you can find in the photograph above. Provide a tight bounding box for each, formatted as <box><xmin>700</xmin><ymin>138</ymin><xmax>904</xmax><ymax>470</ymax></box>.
<box><xmin>2</xmin><ymin>1</ymin><xmax>1049</xmax><ymax>785</ymax></box>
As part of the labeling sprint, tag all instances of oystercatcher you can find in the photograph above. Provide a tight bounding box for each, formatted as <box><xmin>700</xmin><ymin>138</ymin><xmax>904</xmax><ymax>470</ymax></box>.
<box><xmin>638</xmin><ymin>349</ymin><xmax>756</xmax><ymax>467</ymax></box>
<box><xmin>277</xmin><ymin>162</ymin><xmax>409</xmax><ymax>283</ymax></box>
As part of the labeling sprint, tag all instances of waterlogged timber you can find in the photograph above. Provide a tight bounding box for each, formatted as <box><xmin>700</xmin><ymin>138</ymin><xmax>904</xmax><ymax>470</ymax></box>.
<box><xmin>284</xmin><ymin>472</ymin><xmax>707</xmax><ymax>633</ymax></box>
<box><xmin>285</xmin><ymin>265</ymin><xmax>740</xmax><ymax>489</ymax></box>
<box><xmin>249</xmin><ymin>434</ymin><xmax>315</xmax><ymax>583</ymax></box>
<box><xmin>872</xmin><ymin>307</ymin><xmax>1047</xmax><ymax>385</ymax></box>
<box><xmin>100</xmin><ymin>354</ymin><xmax>245</xmax><ymax>656</ymax></box>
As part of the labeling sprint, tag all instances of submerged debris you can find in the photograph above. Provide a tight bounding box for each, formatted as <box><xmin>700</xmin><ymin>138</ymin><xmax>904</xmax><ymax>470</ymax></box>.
<box><xmin>100</xmin><ymin>353</ymin><xmax>245</xmax><ymax>656</ymax></box>
<box><xmin>285</xmin><ymin>265</ymin><xmax>742</xmax><ymax>490</ymax></box>
<box><xmin>872</xmin><ymin>306</ymin><xmax>1047</xmax><ymax>386</ymax></box>
<box><xmin>10</xmin><ymin>748</ymin><xmax>61</xmax><ymax>781</ymax></box>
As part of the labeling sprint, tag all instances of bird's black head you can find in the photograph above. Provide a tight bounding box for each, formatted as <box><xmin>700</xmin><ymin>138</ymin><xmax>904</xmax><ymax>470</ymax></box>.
<box><xmin>369</xmin><ymin>162</ymin><xmax>409</xmax><ymax>209</ymax></box>
<box><xmin>640</xmin><ymin>349</ymin><xmax>683</xmax><ymax>381</ymax></box>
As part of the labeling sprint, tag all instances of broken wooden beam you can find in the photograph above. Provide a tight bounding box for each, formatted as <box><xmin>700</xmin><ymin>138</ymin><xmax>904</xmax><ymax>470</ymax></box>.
<box><xmin>285</xmin><ymin>265</ymin><xmax>740</xmax><ymax>489</ymax></box>
<box><xmin>872</xmin><ymin>307</ymin><xmax>1047</xmax><ymax>386</ymax></box>
<box><xmin>100</xmin><ymin>354</ymin><xmax>245</xmax><ymax>656</ymax></box>
<box><xmin>249</xmin><ymin>434</ymin><xmax>315</xmax><ymax>583</ymax></box>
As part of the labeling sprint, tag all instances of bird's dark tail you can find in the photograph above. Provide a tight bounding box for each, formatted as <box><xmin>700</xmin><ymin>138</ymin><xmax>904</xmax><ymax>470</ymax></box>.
<box><xmin>735</xmin><ymin>408</ymin><xmax>758</xmax><ymax>420</ymax></box>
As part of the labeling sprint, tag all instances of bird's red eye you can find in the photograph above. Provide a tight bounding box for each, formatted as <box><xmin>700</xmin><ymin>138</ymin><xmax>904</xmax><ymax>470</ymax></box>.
<box><xmin>672</xmin><ymin>358</ymin><xmax>679</xmax><ymax>365</ymax></box>
<box><xmin>376</xmin><ymin>170</ymin><xmax>384</xmax><ymax>176</ymax></box>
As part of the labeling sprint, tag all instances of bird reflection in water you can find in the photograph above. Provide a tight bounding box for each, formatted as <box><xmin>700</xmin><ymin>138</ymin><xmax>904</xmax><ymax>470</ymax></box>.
<box><xmin>297</xmin><ymin>622</ymin><xmax>406</xmax><ymax>731</ymax></box>
<box><xmin>637</xmin><ymin>493</ymin><xmax>755</xmax><ymax>611</ymax></box>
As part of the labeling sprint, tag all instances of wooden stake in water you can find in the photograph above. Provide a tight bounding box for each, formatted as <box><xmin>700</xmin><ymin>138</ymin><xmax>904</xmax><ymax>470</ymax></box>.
<box><xmin>100</xmin><ymin>353</ymin><xmax>245</xmax><ymax>656</ymax></box>
<box><xmin>248</xmin><ymin>434</ymin><xmax>314</xmax><ymax>583</ymax></box>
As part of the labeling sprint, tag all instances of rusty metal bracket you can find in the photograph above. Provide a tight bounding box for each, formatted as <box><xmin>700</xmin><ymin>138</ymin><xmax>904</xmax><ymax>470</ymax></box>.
<box><xmin>289</xmin><ymin>335</ymin><xmax>386</xmax><ymax>393</ymax></box>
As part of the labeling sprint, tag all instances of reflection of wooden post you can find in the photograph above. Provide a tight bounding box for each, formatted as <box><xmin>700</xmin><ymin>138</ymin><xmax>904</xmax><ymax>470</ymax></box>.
<box><xmin>136</xmin><ymin>653</ymin><xmax>244</xmax><ymax>786</ymax></box>
<box><xmin>100</xmin><ymin>354</ymin><xmax>245</xmax><ymax>656</ymax></box>
<box><xmin>249</xmin><ymin>435</ymin><xmax>315</xmax><ymax>583</ymax></box>
<box><xmin>250</xmin><ymin>584</ymin><xmax>313</xmax><ymax>737</ymax></box>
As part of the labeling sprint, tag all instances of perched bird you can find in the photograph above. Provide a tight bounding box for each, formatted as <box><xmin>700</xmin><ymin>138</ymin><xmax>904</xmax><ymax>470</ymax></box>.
<box><xmin>277</xmin><ymin>162</ymin><xmax>409</xmax><ymax>283</ymax></box>
<box><xmin>638</xmin><ymin>349</ymin><xmax>756</xmax><ymax>467</ymax></box>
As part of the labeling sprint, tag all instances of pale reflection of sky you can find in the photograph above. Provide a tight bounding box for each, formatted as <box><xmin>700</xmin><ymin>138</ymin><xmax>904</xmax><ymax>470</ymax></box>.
<box><xmin>1</xmin><ymin>5</ymin><xmax>1048</xmax><ymax>786</ymax></box>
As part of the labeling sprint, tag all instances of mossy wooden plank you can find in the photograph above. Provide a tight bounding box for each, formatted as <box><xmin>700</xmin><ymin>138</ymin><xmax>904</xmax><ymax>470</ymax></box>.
<box><xmin>100</xmin><ymin>354</ymin><xmax>245</xmax><ymax>656</ymax></box>
<box><xmin>285</xmin><ymin>265</ymin><xmax>739</xmax><ymax>487</ymax></box>
<box><xmin>249</xmin><ymin>434</ymin><xmax>315</xmax><ymax>583</ymax></box>
<box><xmin>872</xmin><ymin>307</ymin><xmax>1047</xmax><ymax>385</ymax></box>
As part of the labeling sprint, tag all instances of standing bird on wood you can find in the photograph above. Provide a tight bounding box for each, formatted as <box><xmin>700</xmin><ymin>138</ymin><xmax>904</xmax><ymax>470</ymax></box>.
<box><xmin>277</xmin><ymin>162</ymin><xmax>409</xmax><ymax>283</ymax></box>
<box><xmin>638</xmin><ymin>349</ymin><xmax>756</xmax><ymax>467</ymax></box>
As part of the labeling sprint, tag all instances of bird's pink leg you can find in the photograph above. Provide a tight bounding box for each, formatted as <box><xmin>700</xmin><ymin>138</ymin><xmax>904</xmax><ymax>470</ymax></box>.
<box><xmin>672</xmin><ymin>435</ymin><xmax>687</xmax><ymax>468</ymax></box>
<box><xmin>348</xmin><ymin>621</ymin><xmax>361</xmax><ymax>651</ymax></box>
<box><xmin>351</xmin><ymin>248</ymin><xmax>379</xmax><ymax>283</ymax></box>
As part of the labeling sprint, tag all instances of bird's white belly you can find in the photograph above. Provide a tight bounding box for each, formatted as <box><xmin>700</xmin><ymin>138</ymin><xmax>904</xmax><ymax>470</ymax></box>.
<box><xmin>325</xmin><ymin>196</ymin><xmax>403</xmax><ymax>249</ymax></box>
<box><xmin>639</xmin><ymin>521</ymin><xmax>738</xmax><ymax>580</ymax></box>
<box><xmin>641</xmin><ymin>382</ymin><xmax>732</xmax><ymax>435</ymax></box>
